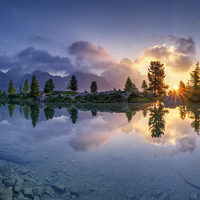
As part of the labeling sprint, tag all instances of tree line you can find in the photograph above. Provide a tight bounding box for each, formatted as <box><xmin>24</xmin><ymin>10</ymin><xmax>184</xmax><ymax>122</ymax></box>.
<box><xmin>3</xmin><ymin>74</ymin><xmax>99</xmax><ymax>96</ymax></box>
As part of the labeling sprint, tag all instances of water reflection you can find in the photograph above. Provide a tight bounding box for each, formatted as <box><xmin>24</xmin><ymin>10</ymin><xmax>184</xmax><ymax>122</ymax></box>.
<box><xmin>148</xmin><ymin>103</ymin><xmax>169</xmax><ymax>138</ymax></box>
<box><xmin>1</xmin><ymin>102</ymin><xmax>200</xmax><ymax>199</ymax></box>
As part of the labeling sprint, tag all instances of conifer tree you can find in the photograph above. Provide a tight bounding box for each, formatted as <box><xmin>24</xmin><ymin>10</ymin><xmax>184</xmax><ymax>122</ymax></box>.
<box><xmin>20</xmin><ymin>85</ymin><xmax>22</xmax><ymax>94</ymax></box>
<box><xmin>124</xmin><ymin>77</ymin><xmax>133</xmax><ymax>92</ymax></box>
<box><xmin>44</xmin><ymin>80</ymin><xmax>51</xmax><ymax>93</ymax></box>
<box><xmin>48</xmin><ymin>79</ymin><xmax>55</xmax><ymax>91</ymax></box>
<box><xmin>8</xmin><ymin>80</ymin><xmax>16</xmax><ymax>94</ymax></box>
<box><xmin>141</xmin><ymin>80</ymin><xmax>148</xmax><ymax>92</ymax></box>
<box><xmin>90</xmin><ymin>81</ymin><xmax>98</xmax><ymax>93</ymax></box>
<box><xmin>30</xmin><ymin>75</ymin><xmax>39</xmax><ymax>97</ymax></box>
<box><xmin>23</xmin><ymin>78</ymin><xmax>30</xmax><ymax>93</ymax></box>
<box><xmin>70</xmin><ymin>75</ymin><xmax>78</xmax><ymax>91</ymax></box>
<box><xmin>148</xmin><ymin>61</ymin><xmax>168</xmax><ymax>96</ymax></box>
<box><xmin>189</xmin><ymin>61</ymin><xmax>200</xmax><ymax>89</ymax></box>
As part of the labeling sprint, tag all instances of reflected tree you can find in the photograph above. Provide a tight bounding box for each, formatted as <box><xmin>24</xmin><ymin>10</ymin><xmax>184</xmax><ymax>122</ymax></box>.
<box><xmin>8</xmin><ymin>104</ymin><xmax>16</xmax><ymax>118</ymax></box>
<box><xmin>186</xmin><ymin>106</ymin><xmax>200</xmax><ymax>135</ymax></box>
<box><xmin>23</xmin><ymin>106</ymin><xmax>30</xmax><ymax>120</ymax></box>
<box><xmin>148</xmin><ymin>103</ymin><xmax>169</xmax><ymax>137</ymax></box>
<box><xmin>44</xmin><ymin>107</ymin><xmax>55</xmax><ymax>120</ymax></box>
<box><xmin>179</xmin><ymin>105</ymin><xmax>187</xmax><ymax>120</ymax></box>
<box><xmin>68</xmin><ymin>107</ymin><xmax>78</xmax><ymax>124</ymax></box>
<box><xmin>91</xmin><ymin>110</ymin><xmax>97</xmax><ymax>116</ymax></box>
<box><xmin>142</xmin><ymin>107</ymin><xmax>148</xmax><ymax>118</ymax></box>
<box><xmin>30</xmin><ymin>105</ymin><xmax>40</xmax><ymax>127</ymax></box>
<box><xmin>125</xmin><ymin>111</ymin><xmax>136</xmax><ymax>123</ymax></box>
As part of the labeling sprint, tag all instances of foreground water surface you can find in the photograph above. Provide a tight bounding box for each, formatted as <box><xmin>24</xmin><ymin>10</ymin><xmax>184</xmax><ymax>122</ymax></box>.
<box><xmin>0</xmin><ymin>102</ymin><xmax>200</xmax><ymax>200</ymax></box>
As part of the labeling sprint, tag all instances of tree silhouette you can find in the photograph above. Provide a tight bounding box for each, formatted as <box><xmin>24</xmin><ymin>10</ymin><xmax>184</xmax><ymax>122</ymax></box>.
<box><xmin>179</xmin><ymin>105</ymin><xmax>187</xmax><ymax>120</ymax></box>
<box><xmin>189</xmin><ymin>61</ymin><xmax>200</xmax><ymax>90</ymax></box>
<box><xmin>70</xmin><ymin>75</ymin><xmax>78</xmax><ymax>91</ymax></box>
<box><xmin>141</xmin><ymin>80</ymin><xmax>148</xmax><ymax>93</ymax></box>
<box><xmin>23</xmin><ymin>78</ymin><xmax>30</xmax><ymax>93</ymax></box>
<box><xmin>186</xmin><ymin>105</ymin><xmax>200</xmax><ymax>135</ymax></box>
<box><xmin>90</xmin><ymin>81</ymin><xmax>98</xmax><ymax>93</ymax></box>
<box><xmin>68</xmin><ymin>107</ymin><xmax>78</xmax><ymax>124</ymax></box>
<box><xmin>30</xmin><ymin>75</ymin><xmax>39</xmax><ymax>97</ymax></box>
<box><xmin>44</xmin><ymin>80</ymin><xmax>51</xmax><ymax>93</ymax></box>
<box><xmin>148</xmin><ymin>61</ymin><xmax>168</xmax><ymax>96</ymax></box>
<box><xmin>148</xmin><ymin>103</ymin><xmax>169</xmax><ymax>137</ymax></box>
<box><xmin>8</xmin><ymin>104</ymin><xmax>16</xmax><ymax>118</ymax></box>
<box><xmin>8</xmin><ymin>80</ymin><xmax>16</xmax><ymax>94</ymax></box>
<box><xmin>124</xmin><ymin>77</ymin><xmax>133</xmax><ymax>92</ymax></box>
<box><xmin>48</xmin><ymin>79</ymin><xmax>55</xmax><ymax>91</ymax></box>
<box><xmin>30</xmin><ymin>105</ymin><xmax>40</xmax><ymax>127</ymax></box>
<box><xmin>44</xmin><ymin>106</ymin><xmax>55</xmax><ymax>120</ymax></box>
<box><xmin>23</xmin><ymin>105</ymin><xmax>30</xmax><ymax>120</ymax></box>
<box><xmin>125</xmin><ymin>111</ymin><xmax>136</xmax><ymax>123</ymax></box>
<box><xmin>91</xmin><ymin>110</ymin><xmax>97</xmax><ymax>116</ymax></box>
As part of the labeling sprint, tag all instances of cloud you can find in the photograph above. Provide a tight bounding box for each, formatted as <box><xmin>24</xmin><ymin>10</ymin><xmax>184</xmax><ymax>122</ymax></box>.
<box><xmin>167</xmin><ymin>35</ymin><xmax>196</xmax><ymax>55</ymax></box>
<box><xmin>134</xmin><ymin>43</ymin><xmax>194</xmax><ymax>73</ymax></box>
<box><xmin>0</xmin><ymin>47</ymin><xmax>76</xmax><ymax>75</ymax></box>
<box><xmin>68</xmin><ymin>41</ymin><xmax>112</xmax><ymax>61</ymax></box>
<box><xmin>102</xmin><ymin>58</ymin><xmax>145</xmax><ymax>89</ymax></box>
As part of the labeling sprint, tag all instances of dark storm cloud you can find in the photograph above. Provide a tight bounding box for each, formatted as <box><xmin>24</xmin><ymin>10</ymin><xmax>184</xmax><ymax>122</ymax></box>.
<box><xmin>68</xmin><ymin>41</ymin><xmax>112</xmax><ymax>61</ymax></box>
<box><xmin>167</xmin><ymin>35</ymin><xmax>196</xmax><ymax>55</ymax></box>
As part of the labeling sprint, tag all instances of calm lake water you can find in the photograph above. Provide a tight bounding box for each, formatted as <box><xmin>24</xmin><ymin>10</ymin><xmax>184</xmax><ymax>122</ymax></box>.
<box><xmin>1</xmin><ymin>102</ymin><xmax>200</xmax><ymax>200</ymax></box>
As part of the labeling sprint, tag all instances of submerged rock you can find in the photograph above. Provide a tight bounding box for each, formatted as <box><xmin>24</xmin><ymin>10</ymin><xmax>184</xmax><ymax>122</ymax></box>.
<box><xmin>191</xmin><ymin>193</ymin><xmax>198</xmax><ymax>200</ymax></box>
<box><xmin>23</xmin><ymin>187</ymin><xmax>34</xmax><ymax>199</ymax></box>
<box><xmin>52</xmin><ymin>182</ymin><xmax>66</xmax><ymax>193</ymax></box>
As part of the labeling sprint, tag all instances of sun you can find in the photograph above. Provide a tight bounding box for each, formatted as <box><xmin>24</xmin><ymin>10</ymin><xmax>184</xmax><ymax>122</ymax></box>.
<box><xmin>174</xmin><ymin>86</ymin><xmax>178</xmax><ymax>90</ymax></box>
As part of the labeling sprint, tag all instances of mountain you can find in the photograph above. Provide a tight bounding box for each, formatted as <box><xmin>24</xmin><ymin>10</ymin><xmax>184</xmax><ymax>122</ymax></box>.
<box><xmin>0</xmin><ymin>70</ymin><xmax>113</xmax><ymax>93</ymax></box>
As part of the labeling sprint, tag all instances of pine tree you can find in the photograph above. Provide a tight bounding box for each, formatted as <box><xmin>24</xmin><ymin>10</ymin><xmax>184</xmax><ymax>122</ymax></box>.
<box><xmin>132</xmin><ymin>83</ymin><xmax>138</xmax><ymax>92</ymax></box>
<box><xmin>48</xmin><ymin>79</ymin><xmax>55</xmax><ymax>91</ymax></box>
<box><xmin>189</xmin><ymin>61</ymin><xmax>200</xmax><ymax>90</ymax></box>
<box><xmin>23</xmin><ymin>78</ymin><xmax>30</xmax><ymax>93</ymax></box>
<box><xmin>141</xmin><ymin>80</ymin><xmax>148</xmax><ymax>92</ymax></box>
<box><xmin>178</xmin><ymin>81</ymin><xmax>186</xmax><ymax>94</ymax></box>
<box><xmin>44</xmin><ymin>80</ymin><xmax>51</xmax><ymax>93</ymax></box>
<box><xmin>30</xmin><ymin>75</ymin><xmax>39</xmax><ymax>97</ymax></box>
<box><xmin>90</xmin><ymin>81</ymin><xmax>98</xmax><ymax>93</ymax></box>
<box><xmin>70</xmin><ymin>75</ymin><xmax>78</xmax><ymax>91</ymax></box>
<box><xmin>124</xmin><ymin>77</ymin><xmax>133</xmax><ymax>92</ymax></box>
<box><xmin>113</xmin><ymin>87</ymin><xmax>117</xmax><ymax>91</ymax></box>
<box><xmin>148</xmin><ymin>61</ymin><xmax>168</xmax><ymax>96</ymax></box>
<box><xmin>20</xmin><ymin>85</ymin><xmax>22</xmax><ymax>94</ymax></box>
<box><xmin>8</xmin><ymin>80</ymin><xmax>16</xmax><ymax>94</ymax></box>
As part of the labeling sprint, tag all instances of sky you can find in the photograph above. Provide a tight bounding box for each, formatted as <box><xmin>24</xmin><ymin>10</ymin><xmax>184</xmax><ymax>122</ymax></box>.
<box><xmin>1</xmin><ymin>0</ymin><xmax>200</xmax><ymax>90</ymax></box>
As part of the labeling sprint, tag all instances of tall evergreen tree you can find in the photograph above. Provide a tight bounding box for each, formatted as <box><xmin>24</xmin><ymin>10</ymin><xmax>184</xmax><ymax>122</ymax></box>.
<box><xmin>189</xmin><ymin>61</ymin><xmax>200</xmax><ymax>89</ymax></box>
<box><xmin>70</xmin><ymin>75</ymin><xmax>78</xmax><ymax>91</ymax></box>
<box><xmin>20</xmin><ymin>85</ymin><xmax>22</xmax><ymax>94</ymax></box>
<box><xmin>44</xmin><ymin>80</ymin><xmax>51</xmax><ymax>93</ymax></box>
<box><xmin>48</xmin><ymin>79</ymin><xmax>55</xmax><ymax>91</ymax></box>
<box><xmin>8</xmin><ymin>80</ymin><xmax>16</xmax><ymax>94</ymax></box>
<box><xmin>90</xmin><ymin>81</ymin><xmax>98</xmax><ymax>93</ymax></box>
<box><xmin>30</xmin><ymin>75</ymin><xmax>39</xmax><ymax>97</ymax></box>
<box><xmin>23</xmin><ymin>78</ymin><xmax>30</xmax><ymax>93</ymax></box>
<box><xmin>124</xmin><ymin>77</ymin><xmax>133</xmax><ymax>92</ymax></box>
<box><xmin>148</xmin><ymin>61</ymin><xmax>168</xmax><ymax>96</ymax></box>
<box><xmin>141</xmin><ymin>80</ymin><xmax>148</xmax><ymax>92</ymax></box>
<box><xmin>178</xmin><ymin>81</ymin><xmax>186</xmax><ymax>94</ymax></box>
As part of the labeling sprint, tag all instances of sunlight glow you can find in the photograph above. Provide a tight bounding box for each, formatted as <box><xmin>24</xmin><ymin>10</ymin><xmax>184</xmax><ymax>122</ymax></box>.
<box><xmin>174</xmin><ymin>86</ymin><xmax>178</xmax><ymax>90</ymax></box>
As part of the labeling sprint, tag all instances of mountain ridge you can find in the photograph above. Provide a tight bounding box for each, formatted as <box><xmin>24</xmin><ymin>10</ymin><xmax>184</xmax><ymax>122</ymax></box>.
<box><xmin>0</xmin><ymin>70</ymin><xmax>113</xmax><ymax>93</ymax></box>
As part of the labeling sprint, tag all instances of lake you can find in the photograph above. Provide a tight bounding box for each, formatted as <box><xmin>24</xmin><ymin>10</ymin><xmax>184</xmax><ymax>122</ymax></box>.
<box><xmin>0</xmin><ymin>102</ymin><xmax>200</xmax><ymax>200</ymax></box>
